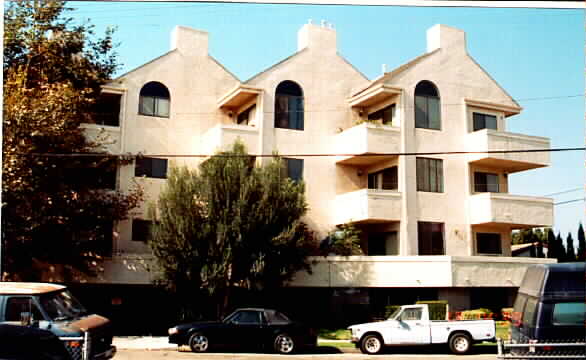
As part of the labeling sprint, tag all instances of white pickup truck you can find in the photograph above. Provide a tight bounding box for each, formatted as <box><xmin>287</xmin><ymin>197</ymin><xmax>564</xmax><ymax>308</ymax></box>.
<box><xmin>348</xmin><ymin>304</ymin><xmax>495</xmax><ymax>355</ymax></box>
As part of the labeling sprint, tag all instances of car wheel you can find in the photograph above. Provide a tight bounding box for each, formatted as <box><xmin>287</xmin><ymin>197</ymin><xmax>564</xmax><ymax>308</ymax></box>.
<box><xmin>449</xmin><ymin>333</ymin><xmax>472</xmax><ymax>355</ymax></box>
<box><xmin>188</xmin><ymin>332</ymin><xmax>210</xmax><ymax>353</ymax></box>
<box><xmin>274</xmin><ymin>333</ymin><xmax>295</xmax><ymax>354</ymax></box>
<box><xmin>360</xmin><ymin>334</ymin><xmax>383</xmax><ymax>355</ymax></box>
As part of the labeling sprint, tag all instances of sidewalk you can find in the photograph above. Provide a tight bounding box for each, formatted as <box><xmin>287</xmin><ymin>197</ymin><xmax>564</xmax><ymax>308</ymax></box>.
<box><xmin>113</xmin><ymin>337</ymin><xmax>351</xmax><ymax>350</ymax></box>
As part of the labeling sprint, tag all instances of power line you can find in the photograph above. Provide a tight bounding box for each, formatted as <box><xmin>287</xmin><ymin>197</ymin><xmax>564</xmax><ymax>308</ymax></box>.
<box><xmin>554</xmin><ymin>198</ymin><xmax>585</xmax><ymax>206</ymax></box>
<box><xmin>26</xmin><ymin>147</ymin><xmax>585</xmax><ymax>158</ymax></box>
<box><xmin>543</xmin><ymin>187</ymin><xmax>583</xmax><ymax>197</ymax></box>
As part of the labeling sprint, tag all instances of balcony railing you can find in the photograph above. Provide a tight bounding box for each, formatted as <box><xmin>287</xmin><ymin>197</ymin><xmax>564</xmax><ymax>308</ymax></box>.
<box><xmin>466</xmin><ymin>129</ymin><xmax>550</xmax><ymax>172</ymax></box>
<box><xmin>334</xmin><ymin>189</ymin><xmax>402</xmax><ymax>225</ymax></box>
<box><xmin>288</xmin><ymin>256</ymin><xmax>555</xmax><ymax>288</ymax></box>
<box><xmin>201</xmin><ymin>123</ymin><xmax>259</xmax><ymax>155</ymax></box>
<box><xmin>468</xmin><ymin>193</ymin><xmax>553</xmax><ymax>228</ymax></box>
<box><xmin>334</xmin><ymin>123</ymin><xmax>400</xmax><ymax>166</ymax></box>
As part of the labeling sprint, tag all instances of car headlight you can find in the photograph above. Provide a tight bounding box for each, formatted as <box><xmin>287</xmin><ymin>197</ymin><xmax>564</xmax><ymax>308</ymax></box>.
<box><xmin>168</xmin><ymin>327</ymin><xmax>179</xmax><ymax>335</ymax></box>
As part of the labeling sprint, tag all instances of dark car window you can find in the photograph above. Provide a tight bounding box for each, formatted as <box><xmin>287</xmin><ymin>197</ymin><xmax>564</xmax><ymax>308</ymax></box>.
<box><xmin>232</xmin><ymin>311</ymin><xmax>261</xmax><ymax>325</ymax></box>
<box><xmin>552</xmin><ymin>302</ymin><xmax>586</xmax><ymax>326</ymax></box>
<box><xmin>265</xmin><ymin>311</ymin><xmax>291</xmax><ymax>325</ymax></box>
<box><xmin>5</xmin><ymin>297</ymin><xmax>44</xmax><ymax>322</ymax></box>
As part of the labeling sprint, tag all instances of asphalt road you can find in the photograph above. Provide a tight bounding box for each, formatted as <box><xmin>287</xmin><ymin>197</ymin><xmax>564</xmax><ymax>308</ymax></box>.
<box><xmin>115</xmin><ymin>346</ymin><xmax>499</xmax><ymax>360</ymax></box>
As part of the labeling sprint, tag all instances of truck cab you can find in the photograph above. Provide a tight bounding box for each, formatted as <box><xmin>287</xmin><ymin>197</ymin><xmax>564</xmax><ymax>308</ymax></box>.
<box><xmin>0</xmin><ymin>282</ymin><xmax>116</xmax><ymax>360</ymax></box>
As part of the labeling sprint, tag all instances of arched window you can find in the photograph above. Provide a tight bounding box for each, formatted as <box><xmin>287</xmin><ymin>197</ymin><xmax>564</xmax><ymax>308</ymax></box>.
<box><xmin>414</xmin><ymin>80</ymin><xmax>440</xmax><ymax>130</ymax></box>
<box><xmin>275</xmin><ymin>80</ymin><xmax>304</xmax><ymax>130</ymax></box>
<box><xmin>139</xmin><ymin>81</ymin><xmax>170</xmax><ymax>118</ymax></box>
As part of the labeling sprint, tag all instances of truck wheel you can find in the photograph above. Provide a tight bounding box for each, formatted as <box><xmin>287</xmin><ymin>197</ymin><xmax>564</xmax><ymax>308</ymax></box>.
<box><xmin>189</xmin><ymin>332</ymin><xmax>210</xmax><ymax>353</ymax></box>
<box><xmin>360</xmin><ymin>334</ymin><xmax>383</xmax><ymax>354</ymax></box>
<box><xmin>449</xmin><ymin>333</ymin><xmax>471</xmax><ymax>355</ymax></box>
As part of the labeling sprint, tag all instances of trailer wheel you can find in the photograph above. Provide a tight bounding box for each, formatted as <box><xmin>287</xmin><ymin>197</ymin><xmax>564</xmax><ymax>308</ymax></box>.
<box><xmin>360</xmin><ymin>334</ymin><xmax>383</xmax><ymax>354</ymax></box>
<box><xmin>449</xmin><ymin>333</ymin><xmax>471</xmax><ymax>355</ymax></box>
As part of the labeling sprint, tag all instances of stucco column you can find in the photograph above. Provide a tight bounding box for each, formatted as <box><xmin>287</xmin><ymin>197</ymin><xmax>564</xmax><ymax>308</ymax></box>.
<box><xmin>400</xmin><ymin>89</ymin><xmax>418</xmax><ymax>255</ymax></box>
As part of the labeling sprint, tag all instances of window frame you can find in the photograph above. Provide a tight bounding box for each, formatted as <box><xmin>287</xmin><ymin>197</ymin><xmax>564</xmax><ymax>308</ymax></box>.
<box><xmin>139</xmin><ymin>82</ymin><xmax>170</xmax><ymax>118</ymax></box>
<box><xmin>474</xmin><ymin>172</ymin><xmax>500</xmax><ymax>193</ymax></box>
<box><xmin>368</xmin><ymin>166</ymin><xmax>398</xmax><ymax>191</ymax></box>
<box><xmin>135</xmin><ymin>157</ymin><xmax>168</xmax><ymax>179</ymax></box>
<box><xmin>476</xmin><ymin>232</ymin><xmax>502</xmax><ymax>255</ymax></box>
<box><xmin>416</xmin><ymin>157</ymin><xmax>444</xmax><ymax>193</ymax></box>
<box><xmin>414</xmin><ymin>81</ymin><xmax>441</xmax><ymax>131</ymax></box>
<box><xmin>472</xmin><ymin>112</ymin><xmax>497</xmax><ymax>132</ymax></box>
<box><xmin>282</xmin><ymin>158</ymin><xmax>304</xmax><ymax>182</ymax></box>
<box><xmin>131</xmin><ymin>219</ymin><xmax>153</xmax><ymax>243</ymax></box>
<box><xmin>274</xmin><ymin>81</ymin><xmax>304</xmax><ymax>131</ymax></box>
<box><xmin>417</xmin><ymin>221</ymin><xmax>445</xmax><ymax>255</ymax></box>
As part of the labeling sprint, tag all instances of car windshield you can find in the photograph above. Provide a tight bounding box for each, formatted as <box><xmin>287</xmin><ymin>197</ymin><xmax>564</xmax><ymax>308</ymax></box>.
<box><xmin>39</xmin><ymin>290</ymin><xmax>87</xmax><ymax>321</ymax></box>
<box><xmin>388</xmin><ymin>307</ymin><xmax>402</xmax><ymax>320</ymax></box>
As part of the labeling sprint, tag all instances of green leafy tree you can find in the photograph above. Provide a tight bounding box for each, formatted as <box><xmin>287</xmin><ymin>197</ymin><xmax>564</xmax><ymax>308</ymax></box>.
<box><xmin>546</xmin><ymin>228</ymin><xmax>557</xmax><ymax>260</ymax></box>
<box><xmin>320</xmin><ymin>223</ymin><xmax>364</xmax><ymax>256</ymax></box>
<box><xmin>565</xmin><ymin>233</ymin><xmax>576</xmax><ymax>262</ymax></box>
<box><xmin>2</xmin><ymin>0</ymin><xmax>142</xmax><ymax>280</ymax></box>
<box><xmin>149</xmin><ymin>142</ymin><xmax>316</xmax><ymax>318</ymax></box>
<box><xmin>577</xmin><ymin>223</ymin><xmax>585</xmax><ymax>261</ymax></box>
<box><xmin>556</xmin><ymin>233</ymin><xmax>566</xmax><ymax>262</ymax></box>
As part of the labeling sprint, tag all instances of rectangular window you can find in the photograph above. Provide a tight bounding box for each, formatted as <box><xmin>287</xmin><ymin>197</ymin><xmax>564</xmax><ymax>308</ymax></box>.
<box><xmin>474</xmin><ymin>172</ymin><xmax>499</xmax><ymax>193</ymax></box>
<box><xmin>416</xmin><ymin>158</ymin><xmax>443</xmax><ymax>193</ymax></box>
<box><xmin>275</xmin><ymin>95</ymin><xmax>304</xmax><ymax>130</ymax></box>
<box><xmin>418</xmin><ymin>222</ymin><xmax>444</xmax><ymax>255</ymax></box>
<box><xmin>368</xmin><ymin>167</ymin><xmax>398</xmax><ymax>190</ymax></box>
<box><xmin>132</xmin><ymin>219</ymin><xmax>153</xmax><ymax>243</ymax></box>
<box><xmin>91</xmin><ymin>93</ymin><xmax>121</xmax><ymax>126</ymax></box>
<box><xmin>135</xmin><ymin>157</ymin><xmax>168</xmax><ymax>179</ymax></box>
<box><xmin>477</xmin><ymin>233</ymin><xmax>502</xmax><ymax>254</ymax></box>
<box><xmin>5</xmin><ymin>297</ymin><xmax>44</xmax><ymax>322</ymax></box>
<box><xmin>368</xmin><ymin>104</ymin><xmax>396</xmax><ymax>125</ymax></box>
<box><xmin>473</xmin><ymin>112</ymin><xmax>497</xmax><ymax>131</ymax></box>
<box><xmin>415</xmin><ymin>96</ymin><xmax>441</xmax><ymax>130</ymax></box>
<box><xmin>552</xmin><ymin>302</ymin><xmax>586</xmax><ymax>326</ymax></box>
<box><xmin>282</xmin><ymin>158</ymin><xmax>303</xmax><ymax>182</ymax></box>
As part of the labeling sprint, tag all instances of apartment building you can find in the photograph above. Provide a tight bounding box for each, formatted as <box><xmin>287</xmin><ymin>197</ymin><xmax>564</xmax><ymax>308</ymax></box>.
<box><xmin>80</xmin><ymin>22</ymin><xmax>554</xmax><ymax>324</ymax></box>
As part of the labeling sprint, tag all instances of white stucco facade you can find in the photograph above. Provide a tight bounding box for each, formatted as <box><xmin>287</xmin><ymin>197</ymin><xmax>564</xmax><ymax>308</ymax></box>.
<box><xmin>86</xmin><ymin>23</ymin><xmax>554</xmax><ymax>304</ymax></box>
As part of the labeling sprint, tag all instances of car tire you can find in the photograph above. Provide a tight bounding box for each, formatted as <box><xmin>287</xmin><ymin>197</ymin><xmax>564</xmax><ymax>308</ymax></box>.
<box><xmin>188</xmin><ymin>332</ymin><xmax>210</xmax><ymax>353</ymax></box>
<box><xmin>449</xmin><ymin>333</ymin><xmax>472</xmax><ymax>355</ymax></box>
<box><xmin>360</xmin><ymin>334</ymin><xmax>383</xmax><ymax>355</ymax></box>
<box><xmin>274</xmin><ymin>333</ymin><xmax>295</xmax><ymax>354</ymax></box>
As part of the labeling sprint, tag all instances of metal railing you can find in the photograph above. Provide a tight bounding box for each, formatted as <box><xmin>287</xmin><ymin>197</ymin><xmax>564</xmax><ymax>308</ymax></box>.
<box><xmin>497</xmin><ymin>338</ymin><xmax>586</xmax><ymax>359</ymax></box>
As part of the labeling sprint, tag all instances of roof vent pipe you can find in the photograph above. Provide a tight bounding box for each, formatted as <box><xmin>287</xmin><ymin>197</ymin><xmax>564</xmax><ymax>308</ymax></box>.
<box><xmin>382</xmin><ymin>64</ymin><xmax>387</xmax><ymax>74</ymax></box>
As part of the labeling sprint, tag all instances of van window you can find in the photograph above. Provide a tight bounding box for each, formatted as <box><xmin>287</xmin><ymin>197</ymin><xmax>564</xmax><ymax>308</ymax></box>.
<box><xmin>552</xmin><ymin>302</ymin><xmax>586</xmax><ymax>326</ymax></box>
<box><xmin>5</xmin><ymin>297</ymin><xmax>44</xmax><ymax>322</ymax></box>
<box><xmin>522</xmin><ymin>297</ymin><xmax>538</xmax><ymax>328</ymax></box>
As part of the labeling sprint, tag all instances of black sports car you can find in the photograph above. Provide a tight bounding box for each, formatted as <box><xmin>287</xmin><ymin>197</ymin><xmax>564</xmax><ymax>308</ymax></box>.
<box><xmin>168</xmin><ymin>308</ymin><xmax>317</xmax><ymax>354</ymax></box>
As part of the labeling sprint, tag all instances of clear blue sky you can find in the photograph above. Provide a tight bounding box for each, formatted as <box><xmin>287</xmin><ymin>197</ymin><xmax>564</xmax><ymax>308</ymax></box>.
<box><xmin>68</xmin><ymin>1</ymin><xmax>585</xmax><ymax>242</ymax></box>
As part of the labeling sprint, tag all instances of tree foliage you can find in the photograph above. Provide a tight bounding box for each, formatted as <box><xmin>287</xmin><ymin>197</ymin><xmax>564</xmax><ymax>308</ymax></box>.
<box><xmin>555</xmin><ymin>233</ymin><xmax>566</xmax><ymax>262</ymax></box>
<box><xmin>565</xmin><ymin>233</ymin><xmax>576</xmax><ymax>262</ymax></box>
<box><xmin>320</xmin><ymin>223</ymin><xmax>364</xmax><ymax>256</ymax></box>
<box><xmin>149</xmin><ymin>142</ymin><xmax>316</xmax><ymax>318</ymax></box>
<box><xmin>2</xmin><ymin>0</ymin><xmax>142</xmax><ymax>280</ymax></box>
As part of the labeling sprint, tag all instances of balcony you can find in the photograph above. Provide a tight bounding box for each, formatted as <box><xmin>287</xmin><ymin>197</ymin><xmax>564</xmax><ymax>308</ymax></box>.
<box><xmin>287</xmin><ymin>255</ymin><xmax>555</xmax><ymax>288</ymax></box>
<box><xmin>201</xmin><ymin>124</ymin><xmax>259</xmax><ymax>155</ymax></box>
<box><xmin>334</xmin><ymin>189</ymin><xmax>402</xmax><ymax>225</ymax></box>
<box><xmin>81</xmin><ymin>124</ymin><xmax>121</xmax><ymax>153</ymax></box>
<box><xmin>335</xmin><ymin>123</ymin><xmax>400</xmax><ymax>166</ymax></box>
<box><xmin>468</xmin><ymin>193</ymin><xmax>553</xmax><ymax>228</ymax></box>
<box><xmin>466</xmin><ymin>129</ymin><xmax>550</xmax><ymax>172</ymax></box>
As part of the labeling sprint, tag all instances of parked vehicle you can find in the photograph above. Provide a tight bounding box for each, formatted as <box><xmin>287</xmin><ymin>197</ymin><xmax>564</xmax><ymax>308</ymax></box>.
<box><xmin>168</xmin><ymin>308</ymin><xmax>317</xmax><ymax>354</ymax></box>
<box><xmin>0</xmin><ymin>282</ymin><xmax>116</xmax><ymax>360</ymax></box>
<box><xmin>348</xmin><ymin>304</ymin><xmax>496</xmax><ymax>355</ymax></box>
<box><xmin>0</xmin><ymin>323</ymin><xmax>70</xmax><ymax>360</ymax></box>
<box><xmin>499</xmin><ymin>262</ymin><xmax>586</xmax><ymax>358</ymax></box>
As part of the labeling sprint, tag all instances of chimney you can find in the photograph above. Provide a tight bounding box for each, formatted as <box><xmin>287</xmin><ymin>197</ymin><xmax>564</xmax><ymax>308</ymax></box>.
<box><xmin>298</xmin><ymin>20</ymin><xmax>337</xmax><ymax>54</ymax></box>
<box><xmin>171</xmin><ymin>26</ymin><xmax>209</xmax><ymax>57</ymax></box>
<box><xmin>426</xmin><ymin>24</ymin><xmax>467</xmax><ymax>55</ymax></box>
